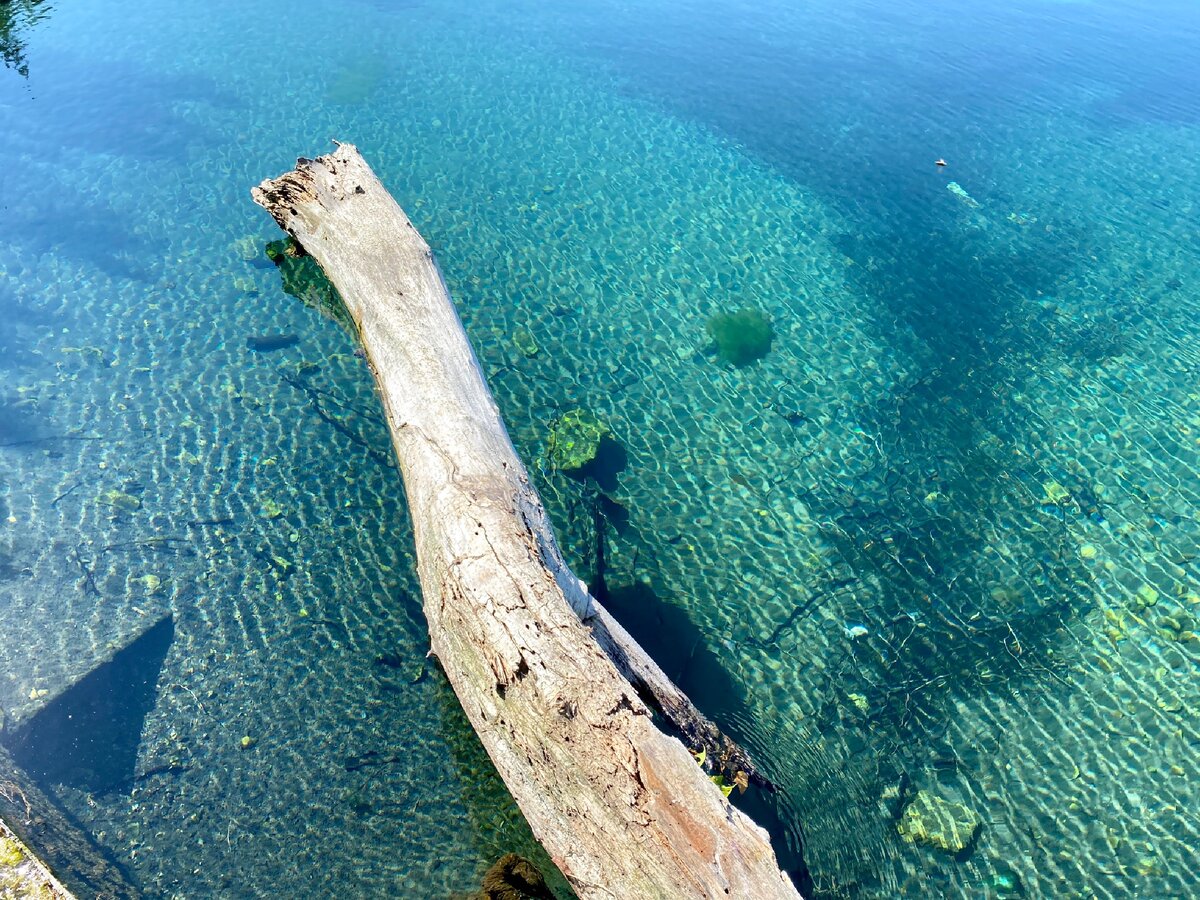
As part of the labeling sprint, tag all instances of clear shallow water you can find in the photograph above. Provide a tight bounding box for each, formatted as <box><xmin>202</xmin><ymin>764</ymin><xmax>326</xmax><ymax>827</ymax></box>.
<box><xmin>2</xmin><ymin>0</ymin><xmax>1199</xmax><ymax>897</ymax></box>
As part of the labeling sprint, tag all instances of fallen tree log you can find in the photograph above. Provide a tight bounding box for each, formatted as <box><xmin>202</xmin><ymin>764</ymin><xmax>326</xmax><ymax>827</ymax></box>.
<box><xmin>252</xmin><ymin>143</ymin><xmax>801</xmax><ymax>900</ymax></box>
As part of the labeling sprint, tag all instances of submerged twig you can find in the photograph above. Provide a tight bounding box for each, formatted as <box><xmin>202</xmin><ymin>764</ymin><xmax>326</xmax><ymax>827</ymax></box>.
<box><xmin>68</xmin><ymin>544</ymin><xmax>100</xmax><ymax>597</ymax></box>
<box><xmin>277</xmin><ymin>369</ymin><xmax>392</xmax><ymax>468</ymax></box>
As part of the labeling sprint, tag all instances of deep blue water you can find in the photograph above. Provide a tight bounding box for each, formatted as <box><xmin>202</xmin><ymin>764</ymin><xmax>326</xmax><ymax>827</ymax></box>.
<box><xmin>2</xmin><ymin>0</ymin><xmax>1200</xmax><ymax>896</ymax></box>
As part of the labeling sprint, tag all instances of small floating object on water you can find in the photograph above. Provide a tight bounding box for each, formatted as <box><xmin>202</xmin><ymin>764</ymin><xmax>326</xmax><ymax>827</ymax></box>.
<box><xmin>935</xmin><ymin>158</ymin><xmax>947</xmax><ymax>167</ymax></box>
<box><xmin>844</xmin><ymin>623</ymin><xmax>870</xmax><ymax>639</ymax></box>
<box><xmin>246</xmin><ymin>333</ymin><xmax>300</xmax><ymax>352</ymax></box>
<box><xmin>1079</xmin><ymin>544</ymin><xmax>1098</xmax><ymax>560</ymax></box>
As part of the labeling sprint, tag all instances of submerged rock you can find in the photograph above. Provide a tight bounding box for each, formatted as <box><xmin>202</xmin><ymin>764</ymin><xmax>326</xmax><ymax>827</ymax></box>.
<box><xmin>479</xmin><ymin>853</ymin><xmax>554</xmax><ymax>900</ymax></box>
<box><xmin>246</xmin><ymin>333</ymin><xmax>299</xmax><ymax>352</ymax></box>
<box><xmin>511</xmin><ymin>326</ymin><xmax>539</xmax><ymax>359</ymax></box>
<box><xmin>546</xmin><ymin>409</ymin><xmax>610</xmax><ymax>472</ymax></box>
<box><xmin>896</xmin><ymin>789</ymin><xmax>981</xmax><ymax>854</ymax></box>
<box><xmin>947</xmin><ymin>181</ymin><xmax>981</xmax><ymax>208</ymax></box>
<box><xmin>1042</xmin><ymin>480</ymin><xmax>1071</xmax><ymax>506</ymax></box>
<box><xmin>133</xmin><ymin>574</ymin><xmax>162</xmax><ymax>594</ymax></box>
<box><xmin>100</xmin><ymin>489</ymin><xmax>141</xmax><ymax>512</ymax></box>
<box><xmin>705</xmin><ymin>307</ymin><xmax>774</xmax><ymax>367</ymax></box>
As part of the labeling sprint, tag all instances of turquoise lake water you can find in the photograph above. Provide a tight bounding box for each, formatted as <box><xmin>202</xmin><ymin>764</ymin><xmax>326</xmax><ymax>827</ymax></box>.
<box><xmin>2</xmin><ymin>0</ymin><xmax>1200</xmax><ymax>896</ymax></box>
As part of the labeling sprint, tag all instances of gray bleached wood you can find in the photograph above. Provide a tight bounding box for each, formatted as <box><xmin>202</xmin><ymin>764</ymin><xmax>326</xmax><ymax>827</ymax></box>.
<box><xmin>252</xmin><ymin>143</ymin><xmax>801</xmax><ymax>900</ymax></box>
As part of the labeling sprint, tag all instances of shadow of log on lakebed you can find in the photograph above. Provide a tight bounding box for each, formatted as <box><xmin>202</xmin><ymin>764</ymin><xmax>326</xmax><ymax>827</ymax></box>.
<box><xmin>7</xmin><ymin>614</ymin><xmax>175</xmax><ymax>794</ymax></box>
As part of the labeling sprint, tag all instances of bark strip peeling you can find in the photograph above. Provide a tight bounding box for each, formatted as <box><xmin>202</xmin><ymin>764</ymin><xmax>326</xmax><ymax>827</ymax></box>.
<box><xmin>252</xmin><ymin>143</ymin><xmax>801</xmax><ymax>900</ymax></box>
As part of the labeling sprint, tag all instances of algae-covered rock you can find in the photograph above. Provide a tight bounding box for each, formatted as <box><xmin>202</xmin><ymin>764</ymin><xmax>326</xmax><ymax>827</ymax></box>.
<box><xmin>896</xmin><ymin>789</ymin><xmax>981</xmax><ymax>854</ymax></box>
<box><xmin>1135</xmin><ymin>584</ymin><xmax>1159</xmax><ymax>608</ymax></box>
<box><xmin>947</xmin><ymin>181</ymin><xmax>981</xmax><ymax>208</ymax></box>
<box><xmin>134</xmin><ymin>574</ymin><xmax>163</xmax><ymax>594</ymax></box>
<box><xmin>1042</xmin><ymin>480</ymin><xmax>1071</xmax><ymax>505</ymax></box>
<box><xmin>100</xmin><ymin>489</ymin><xmax>142</xmax><ymax>512</ymax></box>
<box><xmin>705</xmin><ymin>307</ymin><xmax>774</xmax><ymax>367</ymax></box>
<box><xmin>478</xmin><ymin>853</ymin><xmax>555</xmax><ymax>900</ymax></box>
<box><xmin>512</xmin><ymin>326</ymin><xmax>539</xmax><ymax>359</ymax></box>
<box><xmin>546</xmin><ymin>409</ymin><xmax>610</xmax><ymax>472</ymax></box>
<box><xmin>512</xmin><ymin>327</ymin><xmax>539</xmax><ymax>359</ymax></box>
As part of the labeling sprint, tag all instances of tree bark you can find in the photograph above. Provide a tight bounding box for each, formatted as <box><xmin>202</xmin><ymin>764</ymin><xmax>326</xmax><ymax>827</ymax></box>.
<box><xmin>0</xmin><ymin>743</ymin><xmax>137</xmax><ymax>899</ymax></box>
<box><xmin>252</xmin><ymin>143</ymin><xmax>801</xmax><ymax>900</ymax></box>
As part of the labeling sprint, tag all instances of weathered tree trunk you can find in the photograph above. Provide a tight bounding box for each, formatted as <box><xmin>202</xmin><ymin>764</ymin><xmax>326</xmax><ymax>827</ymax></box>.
<box><xmin>252</xmin><ymin>143</ymin><xmax>801</xmax><ymax>900</ymax></box>
<box><xmin>0</xmin><ymin>743</ymin><xmax>137</xmax><ymax>899</ymax></box>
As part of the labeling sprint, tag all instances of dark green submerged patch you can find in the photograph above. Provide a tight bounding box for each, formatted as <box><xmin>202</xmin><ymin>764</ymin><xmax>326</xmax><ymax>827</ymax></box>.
<box><xmin>0</xmin><ymin>0</ymin><xmax>49</xmax><ymax>79</ymax></box>
<box><xmin>264</xmin><ymin>237</ymin><xmax>352</xmax><ymax>333</ymax></box>
<box><xmin>705</xmin><ymin>307</ymin><xmax>774</xmax><ymax>367</ymax></box>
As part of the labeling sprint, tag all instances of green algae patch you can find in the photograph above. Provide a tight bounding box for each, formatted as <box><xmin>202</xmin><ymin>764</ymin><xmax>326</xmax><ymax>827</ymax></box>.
<box><xmin>133</xmin><ymin>573</ymin><xmax>163</xmax><ymax>594</ymax></box>
<box><xmin>100</xmin><ymin>489</ymin><xmax>142</xmax><ymax>512</ymax></box>
<box><xmin>546</xmin><ymin>409</ymin><xmax>610</xmax><ymax>472</ymax></box>
<box><xmin>512</xmin><ymin>326</ymin><xmax>540</xmax><ymax>359</ymax></box>
<box><xmin>264</xmin><ymin>238</ymin><xmax>352</xmax><ymax>333</ymax></box>
<box><xmin>0</xmin><ymin>837</ymin><xmax>23</xmax><ymax>868</ymax></box>
<box><xmin>896</xmin><ymin>790</ymin><xmax>981</xmax><ymax>854</ymax></box>
<box><xmin>1042</xmin><ymin>480</ymin><xmax>1071</xmax><ymax>506</ymax></box>
<box><xmin>706</xmin><ymin>307</ymin><xmax>774</xmax><ymax>367</ymax></box>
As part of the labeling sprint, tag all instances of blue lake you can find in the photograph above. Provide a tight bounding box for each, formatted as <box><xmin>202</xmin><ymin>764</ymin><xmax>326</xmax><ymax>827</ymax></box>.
<box><xmin>2</xmin><ymin>0</ymin><xmax>1199</xmax><ymax>896</ymax></box>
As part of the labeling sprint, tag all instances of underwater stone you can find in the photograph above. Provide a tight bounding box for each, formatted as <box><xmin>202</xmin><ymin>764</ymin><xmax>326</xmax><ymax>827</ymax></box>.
<box><xmin>246</xmin><ymin>333</ymin><xmax>300</xmax><ymax>352</ymax></box>
<box><xmin>985</xmin><ymin>860</ymin><xmax>1025</xmax><ymax>898</ymax></box>
<box><xmin>512</xmin><ymin>326</ymin><xmax>539</xmax><ymax>359</ymax></box>
<box><xmin>946</xmin><ymin>181</ymin><xmax>981</xmax><ymax>208</ymax></box>
<box><xmin>479</xmin><ymin>852</ymin><xmax>555</xmax><ymax>900</ymax></box>
<box><xmin>1042</xmin><ymin>480</ymin><xmax>1071</xmax><ymax>505</ymax></box>
<box><xmin>134</xmin><ymin>574</ymin><xmax>162</xmax><ymax>594</ymax></box>
<box><xmin>100</xmin><ymin>489</ymin><xmax>141</xmax><ymax>512</ymax></box>
<box><xmin>546</xmin><ymin>409</ymin><xmax>610</xmax><ymax>472</ymax></box>
<box><xmin>705</xmin><ymin>307</ymin><xmax>774</xmax><ymax>367</ymax></box>
<box><xmin>896</xmin><ymin>789</ymin><xmax>981</xmax><ymax>854</ymax></box>
<box><xmin>1132</xmin><ymin>585</ymin><xmax>1160</xmax><ymax>610</ymax></box>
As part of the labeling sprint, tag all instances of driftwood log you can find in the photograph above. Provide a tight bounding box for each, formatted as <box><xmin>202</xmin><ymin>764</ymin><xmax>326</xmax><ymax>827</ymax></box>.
<box><xmin>252</xmin><ymin>144</ymin><xmax>801</xmax><ymax>900</ymax></box>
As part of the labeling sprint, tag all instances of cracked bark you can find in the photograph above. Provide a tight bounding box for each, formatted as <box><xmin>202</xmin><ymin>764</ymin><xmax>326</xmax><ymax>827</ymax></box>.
<box><xmin>252</xmin><ymin>143</ymin><xmax>801</xmax><ymax>900</ymax></box>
